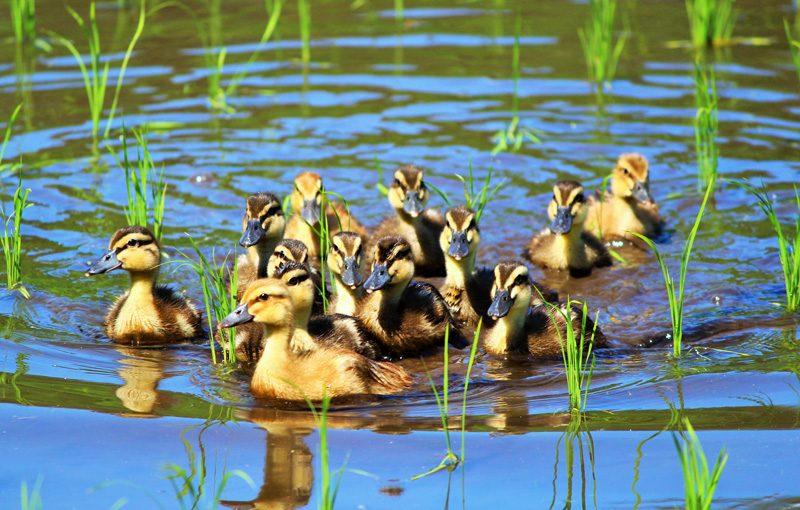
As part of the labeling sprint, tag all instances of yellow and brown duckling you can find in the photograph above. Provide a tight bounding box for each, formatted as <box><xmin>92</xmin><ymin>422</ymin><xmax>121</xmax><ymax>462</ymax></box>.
<box><xmin>357</xmin><ymin>236</ymin><xmax>467</xmax><ymax>357</ymax></box>
<box><xmin>284</xmin><ymin>171</ymin><xmax>367</xmax><ymax>261</ymax></box>
<box><xmin>237</xmin><ymin>192</ymin><xmax>286</xmax><ymax>299</ymax></box>
<box><xmin>267</xmin><ymin>238</ymin><xmax>327</xmax><ymax>316</ymax></box>
<box><xmin>584</xmin><ymin>153</ymin><xmax>663</xmax><ymax>240</ymax></box>
<box><xmin>86</xmin><ymin>226</ymin><xmax>203</xmax><ymax>345</ymax></box>
<box><xmin>371</xmin><ymin>165</ymin><xmax>446</xmax><ymax>277</ymax></box>
<box><xmin>526</xmin><ymin>180</ymin><xmax>612</xmax><ymax>277</ymax></box>
<box><xmin>483</xmin><ymin>262</ymin><xmax>606</xmax><ymax>358</ymax></box>
<box><xmin>327</xmin><ymin>231</ymin><xmax>365</xmax><ymax>317</ymax></box>
<box><xmin>219</xmin><ymin>278</ymin><xmax>411</xmax><ymax>401</ymax></box>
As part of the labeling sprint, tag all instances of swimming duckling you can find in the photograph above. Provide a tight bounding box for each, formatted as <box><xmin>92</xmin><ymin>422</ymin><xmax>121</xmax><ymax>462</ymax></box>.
<box><xmin>237</xmin><ymin>192</ymin><xmax>286</xmax><ymax>299</ymax></box>
<box><xmin>584</xmin><ymin>153</ymin><xmax>663</xmax><ymax>240</ymax></box>
<box><xmin>483</xmin><ymin>262</ymin><xmax>606</xmax><ymax>358</ymax></box>
<box><xmin>267</xmin><ymin>238</ymin><xmax>328</xmax><ymax>315</ymax></box>
<box><xmin>526</xmin><ymin>180</ymin><xmax>612</xmax><ymax>277</ymax></box>
<box><xmin>371</xmin><ymin>165</ymin><xmax>446</xmax><ymax>277</ymax></box>
<box><xmin>284</xmin><ymin>171</ymin><xmax>367</xmax><ymax>260</ymax></box>
<box><xmin>327</xmin><ymin>231</ymin><xmax>365</xmax><ymax>316</ymax></box>
<box><xmin>86</xmin><ymin>226</ymin><xmax>203</xmax><ymax>345</ymax></box>
<box><xmin>219</xmin><ymin>278</ymin><xmax>411</xmax><ymax>401</ymax></box>
<box><xmin>358</xmin><ymin>236</ymin><xmax>467</xmax><ymax>357</ymax></box>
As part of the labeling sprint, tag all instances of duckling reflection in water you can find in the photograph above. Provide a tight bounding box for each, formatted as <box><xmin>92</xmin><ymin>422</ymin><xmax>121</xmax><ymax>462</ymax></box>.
<box><xmin>114</xmin><ymin>347</ymin><xmax>169</xmax><ymax>415</ymax></box>
<box><xmin>584</xmin><ymin>153</ymin><xmax>663</xmax><ymax>240</ymax></box>
<box><xmin>526</xmin><ymin>180</ymin><xmax>612</xmax><ymax>277</ymax></box>
<box><xmin>327</xmin><ymin>231</ymin><xmax>365</xmax><ymax>317</ymax></box>
<box><xmin>483</xmin><ymin>261</ymin><xmax>606</xmax><ymax>358</ymax></box>
<box><xmin>237</xmin><ymin>192</ymin><xmax>286</xmax><ymax>299</ymax></box>
<box><xmin>371</xmin><ymin>165</ymin><xmax>446</xmax><ymax>277</ymax></box>
<box><xmin>219</xmin><ymin>278</ymin><xmax>410</xmax><ymax>400</ymax></box>
<box><xmin>86</xmin><ymin>226</ymin><xmax>203</xmax><ymax>345</ymax></box>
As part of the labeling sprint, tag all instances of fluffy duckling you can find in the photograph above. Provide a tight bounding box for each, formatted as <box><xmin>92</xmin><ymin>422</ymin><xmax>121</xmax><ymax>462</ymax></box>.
<box><xmin>358</xmin><ymin>236</ymin><xmax>467</xmax><ymax>357</ymax></box>
<box><xmin>371</xmin><ymin>165</ymin><xmax>445</xmax><ymax>277</ymax></box>
<box><xmin>284</xmin><ymin>171</ymin><xmax>367</xmax><ymax>260</ymax></box>
<box><xmin>267</xmin><ymin>238</ymin><xmax>327</xmax><ymax>316</ymax></box>
<box><xmin>327</xmin><ymin>231</ymin><xmax>365</xmax><ymax>317</ymax></box>
<box><xmin>483</xmin><ymin>262</ymin><xmax>606</xmax><ymax>358</ymax></box>
<box><xmin>584</xmin><ymin>153</ymin><xmax>663</xmax><ymax>240</ymax></box>
<box><xmin>219</xmin><ymin>278</ymin><xmax>411</xmax><ymax>401</ymax></box>
<box><xmin>237</xmin><ymin>192</ymin><xmax>286</xmax><ymax>299</ymax></box>
<box><xmin>526</xmin><ymin>180</ymin><xmax>612</xmax><ymax>277</ymax></box>
<box><xmin>86</xmin><ymin>226</ymin><xmax>203</xmax><ymax>345</ymax></box>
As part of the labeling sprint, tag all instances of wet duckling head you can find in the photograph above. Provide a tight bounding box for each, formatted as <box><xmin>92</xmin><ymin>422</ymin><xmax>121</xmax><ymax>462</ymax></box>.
<box><xmin>328</xmin><ymin>231</ymin><xmax>364</xmax><ymax>288</ymax></box>
<box><xmin>363</xmin><ymin>236</ymin><xmax>414</xmax><ymax>294</ymax></box>
<box><xmin>240</xmin><ymin>192</ymin><xmax>285</xmax><ymax>248</ymax></box>
<box><xmin>611</xmin><ymin>153</ymin><xmax>652</xmax><ymax>203</ymax></box>
<box><xmin>548</xmin><ymin>181</ymin><xmax>587</xmax><ymax>236</ymax></box>
<box><xmin>86</xmin><ymin>226</ymin><xmax>160</xmax><ymax>276</ymax></box>
<box><xmin>291</xmin><ymin>171</ymin><xmax>324</xmax><ymax>224</ymax></box>
<box><xmin>274</xmin><ymin>260</ymin><xmax>315</xmax><ymax>321</ymax></box>
<box><xmin>487</xmin><ymin>261</ymin><xmax>532</xmax><ymax>320</ymax></box>
<box><xmin>267</xmin><ymin>238</ymin><xmax>309</xmax><ymax>277</ymax></box>
<box><xmin>440</xmin><ymin>205</ymin><xmax>479</xmax><ymax>263</ymax></box>
<box><xmin>220</xmin><ymin>278</ymin><xmax>294</xmax><ymax>328</ymax></box>
<box><xmin>388</xmin><ymin>165</ymin><xmax>429</xmax><ymax>218</ymax></box>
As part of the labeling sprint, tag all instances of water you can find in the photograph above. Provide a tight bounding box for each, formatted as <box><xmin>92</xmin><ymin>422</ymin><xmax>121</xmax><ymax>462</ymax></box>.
<box><xmin>1</xmin><ymin>0</ymin><xmax>799</xmax><ymax>507</ymax></box>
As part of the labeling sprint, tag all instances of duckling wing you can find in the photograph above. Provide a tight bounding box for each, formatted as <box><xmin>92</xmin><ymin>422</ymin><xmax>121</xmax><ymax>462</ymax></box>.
<box><xmin>308</xmin><ymin>314</ymin><xmax>385</xmax><ymax>360</ymax></box>
<box><xmin>524</xmin><ymin>229</ymin><xmax>554</xmax><ymax>267</ymax></box>
<box><xmin>352</xmin><ymin>357</ymin><xmax>412</xmax><ymax>395</ymax></box>
<box><xmin>581</xmin><ymin>231</ymin><xmax>613</xmax><ymax>268</ymax></box>
<box><xmin>153</xmin><ymin>286</ymin><xmax>204</xmax><ymax>340</ymax></box>
<box><xmin>405</xmin><ymin>282</ymin><xmax>469</xmax><ymax>349</ymax></box>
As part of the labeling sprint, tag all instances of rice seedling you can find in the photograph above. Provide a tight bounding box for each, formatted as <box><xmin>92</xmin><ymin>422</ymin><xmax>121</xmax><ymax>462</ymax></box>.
<box><xmin>456</xmin><ymin>163</ymin><xmax>505</xmax><ymax>223</ymax></box>
<box><xmin>693</xmin><ymin>60</ymin><xmax>719</xmax><ymax>188</ymax></box>
<box><xmin>549</xmin><ymin>418</ymin><xmax>597</xmax><ymax>509</ymax></box>
<box><xmin>48</xmin><ymin>1</ymin><xmax>145</xmax><ymax>149</ymax></box>
<box><xmin>298</xmin><ymin>0</ymin><xmax>311</xmax><ymax>66</ymax></box>
<box><xmin>733</xmin><ymin>181</ymin><xmax>800</xmax><ymax>312</ymax></box>
<box><xmin>0</xmin><ymin>104</ymin><xmax>22</xmax><ymax>173</ymax></box>
<box><xmin>673</xmin><ymin>418</ymin><xmax>727</xmax><ymax>510</ymax></box>
<box><xmin>1</xmin><ymin>176</ymin><xmax>32</xmax><ymax>299</ymax></box>
<box><xmin>9</xmin><ymin>0</ymin><xmax>37</xmax><ymax>47</ymax></box>
<box><xmin>630</xmin><ymin>177</ymin><xmax>715</xmax><ymax>357</ymax></box>
<box><xmin>784</xmin><ymin>18</ymin><xmax>800</xmax><ymax>82</ymax></box>
<box><xmin>305</xmin><ymin>395</ymin><xmax>346</xmax><ymax>510</ymax></box>
<box><xmin>459</xmin><ymin>319</ymin><xmax>481</xmax><ymax>464</ymax></box>
<box><xmin>685</xmin><ymin>0</ymin><xmax>736</xmax><ymax>48</ymax></box>
<box><xmin>578</xmin><ymin>0</ymin><xmax>627</xmax><ymax>97</ymax></box>
<box><xmin>20</xmin><ymin>476</ymin><xmax>43</xmax><ymax>510</ymax></box>
<box><xmin>492</xmin><ymin>14</ymin><xmax>541</xmax><ymax>155</ymax></box>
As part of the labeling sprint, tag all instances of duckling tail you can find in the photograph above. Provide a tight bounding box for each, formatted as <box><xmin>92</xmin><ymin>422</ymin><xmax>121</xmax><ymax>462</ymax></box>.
<box><xmin>365</xmin><ymin>360</ymin><xmax>413</xmax><ymax>394</ymax></box>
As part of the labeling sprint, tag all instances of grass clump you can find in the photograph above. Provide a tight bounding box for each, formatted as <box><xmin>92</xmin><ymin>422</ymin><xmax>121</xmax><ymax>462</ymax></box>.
<box><xmin>685</xmin><ymin>0</ymin><xmax>736</xmax><ymax>48</ymax></box>
<box><xmin>578</xmin><ymin>0</ymin><xmax>627</xmax><ymax>97</ymax></box>
<box><xmin>673</xmin><ymin>418</ymin><xmax>727</xmax><ymax>510</ymax></box>
<box><xmin>20</xmin><ymin>476</ymin><xmax>43</xmax><ymax>510</ymax></box>
<box><xmin>733</xmin><ymin>181</ymin><xmax>800</xmax><ymax>312</ymax></box>
<box><xmin>547</xmin><ymin>300</ymin><xmax>598</xmax><ymax>413</ymax></box>
<box><xmin>9</xmin><ymin>0</ymin><xmax>37</xmax><ymax>47</ymax></box>
<box><xmin>631</xmin><ymin>177</ymin><xmax>715</xmax><ymax>357</ymax></box>
<box><xmin>456</xmin><ymin>164</ymin><xmax>505</xmax><ymax>223</ymax></box>
<box><xmin>693</xmin><ymin>61</ymin><xmax>719</xmax><ymax>188</ymax></box>
<box><xmin>784</xmin><ymin>18</ymin><xmax>800</xmax><ymax>83</ymax></box>
<box><xmin>1</xmin><ymin>177</ymin><xmax>32</xmax><ymax>299</ymax></box>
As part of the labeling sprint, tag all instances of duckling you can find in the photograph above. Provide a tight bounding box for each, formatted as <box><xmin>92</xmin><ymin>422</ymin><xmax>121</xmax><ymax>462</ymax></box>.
<box><xmin>284</xmin><ymin>171</ymin><xmax>367</xmax><ymax>261</ymax></box>
<box><xmin>371</xmin><ymin>165</ymin><xmax>446</xmax><ymax>277</ymax></box>
<box><xmin>327</xmin><ymin>231</ymin><xmax>365</xmax><ymax>317</ymax></box>
<box><xmin>584</xmin><ymin>153</ymin><xmax>663</xmax><ymax>240</ymax></box>
<box><xmin>483</xmin><ymin>261</ymin><xmax>606</xmax><ymax>358</ymax></box>
<box><xmin>358</xmin><ymin>236</ymin><xmax>467</xmax><ymax>357</ymax></box>
<box><xmin>86</xmin><ymin>226</ymin><xmax>203</xmax><ymax>345</ymax></box>
<box><xmin>237</xmin><ymin>192</ymin><xmax>286</xmax><ymax>299</ymax></box>
<box><xmin>267</xmin><ymin>238</ymin><xmax>328</xmax><ymax>316</ymax></box>
<box><xmin>219</xmin><ymin>278</ymin><xmax>411</xmax><ymax>401</ymax></box>
<box><xmin>526</xmin><ymin>180</ymin><xmax>612</xmax><ymax>277</ymax></box>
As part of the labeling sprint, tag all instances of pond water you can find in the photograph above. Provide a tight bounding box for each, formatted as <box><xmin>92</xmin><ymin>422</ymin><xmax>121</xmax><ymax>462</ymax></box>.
<box><xmin>1</xmin><ymin>0</ymin><xmax>799</xmax><ymax>508</ymax></box>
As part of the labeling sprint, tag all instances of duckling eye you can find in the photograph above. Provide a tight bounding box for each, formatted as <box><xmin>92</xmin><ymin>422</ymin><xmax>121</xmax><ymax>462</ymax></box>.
<box><xmin>258</xmin><ymin>293</ymin><xmax>269</xmax><ymax>301</ymax></box>
<box><xmin>393</xmin><ymin>179</ymin><xmax>404</xmax><ymax>190</ymax></box>
<box><xmin>288</xmin><ymin>277</ymin><xmax>299</xmax><ymax>286</ymax></box>
<box><xmin>127</xmin><ymin>239</ymin><xmax>138</xmax><ymax>247</ymax></box>
<box><xmin>574</xmin><ymin>193</ymin><xmax>585</xmax><ymax>203</ymax></box>
<box><xmin>514</xmin><ymin>274</ymin><xmax>528</xmax><ymax>286</ymax></box>
<box><xmin>622</xmin><ymin>167</ymin><xmax>630</xmax><ymax>175</ymax></box>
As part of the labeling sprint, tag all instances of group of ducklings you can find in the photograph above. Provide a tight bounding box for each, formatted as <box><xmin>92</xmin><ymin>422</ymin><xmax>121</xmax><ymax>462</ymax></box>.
<box><xmin>86</xmin><ymin>154</ymin><xmax>662</xmax><ymax>402</ymax></box>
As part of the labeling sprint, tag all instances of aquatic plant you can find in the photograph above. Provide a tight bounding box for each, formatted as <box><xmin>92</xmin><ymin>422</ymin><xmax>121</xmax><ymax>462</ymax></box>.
<box><xmin>685</xmin><ymin>0</ymin><xmax>736</xmax><ymax>48</ymax></box>
<box><xmin>693</xmin><ymin>60</ymin><xmax>719</xmax><ymax>188</ymax></box>
<box><xmin>456</xmin><ymin>163</ymin><xmax>505</xmax><ymax>223</ymax></box>
<box><xmin>48</xmin><ymin>0</ymin><xmax>146</xmax><ymax>148</ymax></box>
<box><xmin>306</xmin><ymin>395</ymin><xmax>346</xmax><ymax>510</ymax></box>
<box><xmin>9</xmin><ymin>0</ymin><xmax>36</xmax><ymax>47</ymax></box>
<box><xmin>733</xmin><ymin>181</ymin><xmax>800</xmax><ymax>312</ymax></box>
<box><xmin>631</xmin><ymin>177</ymin><xmax>715</xmax><ymax>357</ymax></box>
<box><xmin>0</xmin><ymin>104</ymin><xmax>22</xmax><ymax>173</ymax></box>
<box><xmin>550</xmin><ymin>418</ymin><xmax>597</xmax><ymax>509</ymax></box>
<box><xmin>460</xmin><ymin>319</ymin><xmax>481</xmax><ymax>463</ymax></box>
<box><xmin>298</xmin><ymin>0</ymin><xmax>311</xmax><ymax>66</ymax></box>
<box><xmin>1</xmin><ymin>176</ymin><xmax>32</xmax><ymax>299</ymax></box>
<box><xmin>546</xmin><ymin>300</ymin><xmax>598</xmax><ymax>413</ymax></box>
<box><xmin>394</xmin><ymin>0</ymin><xmax>404</xmax><ymax>26</ymax></box>
<box><xmin>578</xmin><ymin>0</ymin><xmax>627</xmax><ymax>97</ymax></box>
<box><xmin>673</xmin><ymin>418</ymin><xmax>727</xmax><ymax>510</ymax></box>
<box><xmin>784</xmin><ymin>19</ymin><xmax>800</xmax><ymax>82</ymax></box>
<box><xmin>20</xmin><ymin>476</ymin><xmax>43</xmax><ymax>510</ymax></box>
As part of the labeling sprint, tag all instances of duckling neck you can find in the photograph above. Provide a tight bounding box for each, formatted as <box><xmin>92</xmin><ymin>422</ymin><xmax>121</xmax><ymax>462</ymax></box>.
<box><xmin>484</xmin><ymin>306</ymin><xmax>527</xmax><ymax>355</ymax></box>
<box><xmin>293</xmin><ymin>303</ymin><xmax>312</xmax><ymax>334</ymax></box>
<box><xmin>333</xmin><ymin>276</ymin><xmax>360</xmax><ymax>316</ymax></box>
<box><xmin>444</xmin><ymin>253</ymin><xmax>475</xmax><ymax>289</ymax></box>
<box><xmin>258</xmin><ymin>321</ymin><xmax>295</xmax><ymax>363</ymax></box>
<box><xmin>127</xmin><ymin>271</ymin><xmax>156</xmax><ymax>306</ymax></box>
<box><xmin>364</xmin><ymin>280</ymin><xmax>406</xmax><ymax>318</ymax></box>
<box><xmin>553</xmin><ymin>229</ymin><xmax>587</xmax><ymax>267</ymax></box>
<box><xmin>247</xmin><ymin>237</ymin><xmax>280</xmax><ymax>278</ymax></box>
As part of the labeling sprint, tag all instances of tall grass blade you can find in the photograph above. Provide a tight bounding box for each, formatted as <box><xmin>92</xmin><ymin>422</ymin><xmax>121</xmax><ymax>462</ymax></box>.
<box><xmin>9</xmin><ymin>0</ymin><xmax>37</xmax><ymax>47</ymax></box>
<box><xmin>0</xmin><ymin>104</ymin><xmax>22</xmax><ymax>171</ymax></box>
<box><xmin>785</xmin><ymin>18</ymin><xmax>800</xmax><ymax>83</ymax></box>
<box><xmin>20</xmin><ymin>476</ymin><xmax>43</xmax><ymax>510</ymax></box>
<box><xmin>673</xmin><ymin>418</ymin><xmax>727</xmax><ymax>510</ymax></box>
<box><xmin>298</xmin><ymin>0</ymin><xmax>311</xmax><ymax>66</ymax></box>
<box><xmin>578</xmin><ymin>0</ymin><xmax>627</xmax><ymax>97</ymax></box>
<box><xmin>685</xmin><ymin>0</ymin><xmax>736</xmax><ymax>48</ymax></box>
<box><xmin>1</xmin><ymin>175</ymin><xmax>32</xmax><ymax>298</ymax></box>
<box><xmin>693</xmin><ymin>60</ymin><xmax>719</xmax><ymax>188</ymax></box>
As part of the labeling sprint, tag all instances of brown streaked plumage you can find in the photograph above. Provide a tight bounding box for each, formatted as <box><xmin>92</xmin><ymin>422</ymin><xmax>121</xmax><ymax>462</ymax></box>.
<box><xmin>585</xmin><ymin>153</ymin><xmax>663</xmax><ymax>240</ymax></box>
<box><xmin>526</xmin><ymin>180</ymin><xmax>612</xmax><ymax>277</ymax></box>
<box><xmin>220</xmin><ymin>279</ymin><xmax>411</xmax><ymax>401</ymax></box>
<box><xmin>327</xmin><ymin>231</ymin><xmax>365</xmax><ymax>317</ymax></box>
<box><xmin>86</xmin><ymin>226</ymin><xmax>203</xmax><ymax>345</ymax></box>
<box><xmin>370</xmin><ymin>165</ymin><xmax>445</xmax><ymax>277</ymax></box>
<box><xmin>483</xmin><ymin>261</ymin><xmax>606</xmax><ymax>358</ymax></box>
<box><xmin>358</xmin><ymin>236</ymin><xmax>467</xmax><ymax>357</ymax></box>
<box><xmin>267</xmin><ymin>238</ymin><xmax>327</xmax><ymax>316</ymax></box>
<box><xmin>236</xmin><ymin>192</ymin><xmax>286</xmax><ymax>299</ymax></box>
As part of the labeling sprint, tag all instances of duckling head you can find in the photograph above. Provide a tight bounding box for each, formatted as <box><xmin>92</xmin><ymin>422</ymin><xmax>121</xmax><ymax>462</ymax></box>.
<box><xmin>328</xmin><ymin>231</ymin><xmax>364</xmax><ymax>288</ymax></box>
<box><xmin>487</xmin><ymin>262</ymin><xmax>532</xmax><ymax>320</ymax></box>
<box><xmin>363</xmin><ymin>236</ymin><xmax>414</xmax><ymax>294</ymax></box>
<box><xmin>440</xmin><ymin>205</ymin><xmax>480</xmax><ymax>263</ymax></box>
<box><xmin>267</xmin><ymin>238</ymin><xmax>309</xmax><ymax>277</ymax></box>
<box><xmin>388</xmin><ymin>165</ymin><xmax>429</xmax><ymax>218</ymax></box>
<box><xmin>611</xmin><ymin>153</ymin><xmax>652</xmax><ymax>203</ymax></box>
<box><xmin>219</xmin><ymin>278</ymin><xmax>294</xmax><ymax>329</ymax></box>
<box><xmin>291</xmin><ymin>171</ymin><xmax>323</xmax><ymax>224</ymax></box>
<box><xmin>548</xmin><ymin>181</ymin><xmax>587</xmax><ymax>236</ymax></box>
<box><xmin>274</xmin><ymin>260</ymin><xmax>315</xmax><ymax>325</ymax></box>
<box><xmin>240</xmin><ymin>192</ymin><xmax>285</xmax><ymax>248</ymax></box>
<box><xmin>86</xmin><ymin>226</ymin><xmax>160</xmax><ymax>276</ymax></box>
